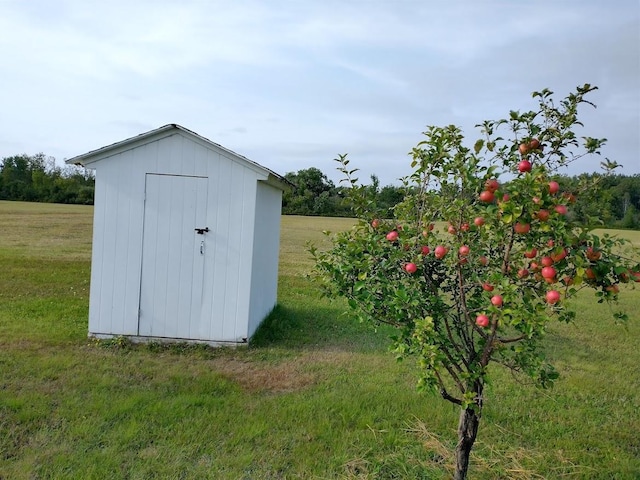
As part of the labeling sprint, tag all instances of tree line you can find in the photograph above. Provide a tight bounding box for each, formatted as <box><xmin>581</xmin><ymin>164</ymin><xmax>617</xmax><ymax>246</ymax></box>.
<box><xmin>283</xmin><ymin>167</ymin><xmax>640</xmax><ymax>229</ymax></box>
<box><xmin>1</xmin><ymin>155</ymin><xmax>639</xmax><ymax>229</ymax></box>
<box><xmin>0</xmin><ymin>154</ymin><xmax>94</xmax><ymax>204</ymax></box>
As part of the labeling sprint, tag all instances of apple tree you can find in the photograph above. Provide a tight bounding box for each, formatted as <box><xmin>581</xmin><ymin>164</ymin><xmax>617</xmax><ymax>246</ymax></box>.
<box><xmin>310</xmin><ymin>85</ymin><xmax>639</xmax><ymax>479</ymax></box>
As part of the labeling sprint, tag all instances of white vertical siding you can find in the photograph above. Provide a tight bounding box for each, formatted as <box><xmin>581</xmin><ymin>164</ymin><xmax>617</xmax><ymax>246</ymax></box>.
<box><xmin>228</xmin><ymin>164</ymin><xmax>259</xmax><ymax>341</ymax></box>
<box><xmin>87</xmin><ymin>168</ymin><xmax>106</xmax><ymax>335</ymax></box>
<box><xmin>86</xmin><ymin>130</ymin><xmax>277</xmax><ymax>344</ymax></box>
<box><xmin>197</xmin><ymin>147</ymin><xmax>220</xmax><ymax>340</ymax></box>
<box><xmin>87</xmin><ymin>147</ymin><xmax>146</xmax><ymax>336</ymax></box>
<box><xmin>247</xmin><ymin>182</ymin><xmax>282</xmax><ymax>338</ymax></box>
<box><xmin>199</xmin><ymin>154</ymin><xmax>259</xmax><ymax>342</ymax></box>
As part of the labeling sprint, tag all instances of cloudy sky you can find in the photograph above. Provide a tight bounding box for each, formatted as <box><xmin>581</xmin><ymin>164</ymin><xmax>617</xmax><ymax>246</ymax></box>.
<box><xmin>1</xmin><ymin>0</ymin><xmax>638</xmax><ymax>185</ymax></box>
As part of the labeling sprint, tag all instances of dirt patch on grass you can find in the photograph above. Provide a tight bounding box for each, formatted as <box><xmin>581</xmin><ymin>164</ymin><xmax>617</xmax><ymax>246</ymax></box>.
<box><xmin>210</xmin><ymin>350</ymin><xmax>359</xmax><ymax>393</ymax></box>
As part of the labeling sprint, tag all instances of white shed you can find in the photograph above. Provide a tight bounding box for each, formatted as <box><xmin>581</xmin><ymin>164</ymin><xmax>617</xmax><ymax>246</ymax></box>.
<box><xmin>66</xmin><ymin>124</ymin><xmax>288</xmax><ymax>346</ymax></box>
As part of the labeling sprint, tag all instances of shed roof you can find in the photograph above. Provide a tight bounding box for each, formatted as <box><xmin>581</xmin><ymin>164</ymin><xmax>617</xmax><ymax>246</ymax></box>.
<box><xmin>66</xmin><ymin>124</ymin><xmax>291</xmax><ymax>189</ymax></box>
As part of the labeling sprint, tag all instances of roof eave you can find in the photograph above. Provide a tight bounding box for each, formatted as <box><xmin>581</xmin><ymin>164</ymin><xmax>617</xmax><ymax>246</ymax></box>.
<box><xmin>64</xmin><ymin>124</ymin><xmax>290</xmax><ymax>189</ymax></box>
<box><xmin>65</xmin><ymin>124</ymin><xmax>178</xmax><ymax>167</ymax></box>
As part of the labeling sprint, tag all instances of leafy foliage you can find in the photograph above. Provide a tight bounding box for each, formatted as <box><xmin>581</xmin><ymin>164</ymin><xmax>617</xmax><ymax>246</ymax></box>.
<box><xmin>282</xmin><ymin>166</ymin><xmax>640</xmax><ymax>226</ymax></box>
<box><xmin>282</xmin><ymin>167</ymin><xmax>404</xmax><ymax>218</ymax></box>
<box><xmin>0</xmin><ymin>153</ymin><xmax>94</xmax><ymax>204</ymax></box>
<box><xmin>311</xmin><ymin>85</ymin><xmax>639</xmax><ymax>477</ymax></box>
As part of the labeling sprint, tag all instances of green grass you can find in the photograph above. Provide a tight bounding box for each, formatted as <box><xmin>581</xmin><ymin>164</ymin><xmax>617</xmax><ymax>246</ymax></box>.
<box><xmin>1</xmin><ymin>201</ymin><xmax>639</xmax><ymax>479</ymax></box>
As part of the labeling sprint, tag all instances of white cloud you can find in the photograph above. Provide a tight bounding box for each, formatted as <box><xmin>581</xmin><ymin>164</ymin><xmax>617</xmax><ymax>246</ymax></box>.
<box><xmin>0</xmin><ymin>0</ymin><xmax>638</xmax><ymax>185</ymax></box>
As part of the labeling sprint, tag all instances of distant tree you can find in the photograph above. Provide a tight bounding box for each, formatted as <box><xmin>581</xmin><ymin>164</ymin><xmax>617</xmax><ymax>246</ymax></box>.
<box><xmin>283</xmin><ymin>167</ymin><xmax>339</xmax><ymax>216</ymax></box>
<box><xmin>377</xmin><ymin>185</ymin><xmax>405</xmax><ymax>217</ymax></box>
<box><xmin>282</xmin><ymin>168</ymin><xmax>407</xmax><ymax>217</ymax></box>
<box><xmin>611</xmin><ymin>175</ymin><xmax>640</xmax><ymax>228</ymax></box>
<box><xmin>364</xmin><ymin>174</ymin><xmax>406</xmax><ymax>219</ymax></box>
<box><xmin>0</xmin><ymin>153</ymin><xmax>94</xmax><ymax>204</ymax></box>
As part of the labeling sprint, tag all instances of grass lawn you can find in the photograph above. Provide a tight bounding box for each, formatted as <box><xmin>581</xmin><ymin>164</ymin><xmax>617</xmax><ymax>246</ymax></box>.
<box><xmin>0</xmin><ymin>201</ymin><xmax>639</xmax><ymax>479</ymax></box>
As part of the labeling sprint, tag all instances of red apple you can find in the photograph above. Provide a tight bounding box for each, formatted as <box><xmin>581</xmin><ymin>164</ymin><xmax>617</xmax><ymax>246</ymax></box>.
<box><xmin>524</xmin><ymin>248</ymin><xmax>537</xmax><ymax>259</ymax></box>
<box><xmin>529</xmin><ymin>138</ymin><xmax>541</xmax><ymax>150</ymax></box>
<box><xmin>404</xmin><ymin>263</ymin><xmax>417</xmax><ymax>274</ymax></box>
<box><xmin>554</xmin><ymin>205</ymin><xmax>568</xmax><ymax>215</ymax></box>
<box><xmin>518</xmin><ymin>160</ymin><xmax>532</xmax><ymax>173</ymax></box>
<box><xmin>532</xmin><ymin>196</ymin><xmax>541</xmax><ymax>204</ymax></box>
<box><xmin>541</xmin><ymin>256</ymin><xmax>554</xmax><ymax>267</ymax></box>
<box><xmin>434</xmin><ymin>245</ymin><xmax>448</xmax><ymax>259</ymax></box>
<box><xmin>458</xmin><ymin>245</ymin><xmax>470</xmax><ymax>256</ymax></box>
<box><xmin>562</xmin><ymin>276</ymin><xmax>574</xmax><ymax>286</ymax></box>
<box><xmin>605</xmin><ymin>284</ymin><xmax>620</xmax><ymax>294</ymax></box>
<box><xmin>547</xmin><ymin>239</ymin><xmax>555</xmax><ymax>248</ymax></box>
<box><xmin>476</xmin><ymin>314</ymin><xmax>490</xmax><ymax>328</ymax></box>
<box><xmin>518</xmin><ymin>268</ymin><xmax>530</xmax><ymax>278</ymax></box>
<box><xmin>490</xmin><ymin>295</ymin><xmax>503</xmax><ymax>307</ymax></box>
<box><xmin>585</xmin><ymin>268</ymin><xmax>596</xmax><ymax>280</ymax></box>
<box><xmin>448</xmin><ymin>224</ymin><xmax>457</xmax><ymax>235</ymax></box>
<box><xmin>632</xmin><ymin>271</ymin><xmax>640</xmax><ymax>283</ymax></box>
<box><xmin>420</xmin><ymin>245</ymin><xmax>430</xmax><ymax>256</ymax></box>
<box><xmin>386</xmin><ymin>231</ymin><xmax>399</xmax><ymax>242</ymax></box>
<box><xmin>478</xmin><ymin>255</ymin><xmax>489</xmax><ymax>266</ymax></box>
<box><xmin>536</xmin><ymin>209</ymin><xmax>550</xmax><ymax>222</ymax></box>
<box><xmin>485</xmin><ymin>178</ymin><xmax>500</xmax><ymax>192</ymax></box>
<box><xmin>551</xmin><ymin>248</ymin><xmax>568</xmax><ymax>263</ymax></box>
<box><xmin>548</xmin><ymin>181</ymin><xmax>560</xmax><ymax>195</ymax></box>
<box><xmin>585</xmin><ymin>247</ymin><xmax>601</xmax><ymax>261</ymax></box>
<box><xmin>371</xmin><ymin>219</ymin><xmax>380</xmax><ymax>228</ymax></box>
<box><xmin>514</xmin><ymin>222</ymin><xmax>530</xmax><ymax>234</ymax></box>
<box><xmin>482</xmin><ymin>283</ymin><xmax>494</xmax><ymax>292</ymax></box>
<box><xmin>546</xmin><ymin>290</ymin><xmax>561</xmax><ymax>304</ymax></box>
<box><xmin>460</xmin><ymin>223</ymin><xmax>470</xmax><ymax>232</ymax></box>
<box><xmin>502</xmin><ymin>193</ymin><xmax>511</xmax><ymax>202</ymax></box>
<box><xmin>479</xmin><ymin>190</ymin><xmax>495</xmax><ymax>203</ymax></box>
<box><xmin>541</xmin><ymin>266</ymin><xmax>556</xmax><ymax>279</ymax></box>
<box><xmin>518</xmin><ymin>143</ymin><xmax>529</xmax><ymax>155</ymax></box>
<box><xmin>474</xmin><ymin>217</ymin><xmax>485</xmax><ymax>227</ymax></box>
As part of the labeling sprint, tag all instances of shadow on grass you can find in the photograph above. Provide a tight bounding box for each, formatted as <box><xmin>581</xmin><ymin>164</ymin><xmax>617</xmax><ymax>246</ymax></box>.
<box><xmin>250</xmin><ymin>302</ymin><xmax>396</xmax><ymax>353</ymax></box>
<box><xmin>543</xmin><ymin>327</ymin><xmax>611</xmax><ymax>365</ymax></box>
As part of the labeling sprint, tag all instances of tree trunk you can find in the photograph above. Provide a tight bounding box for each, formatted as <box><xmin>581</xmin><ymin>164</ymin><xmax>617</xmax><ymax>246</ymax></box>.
<box><xmin>454</xmin><ymin>406</ymin><xmax>480</xmax><ymax>480</ymax></box>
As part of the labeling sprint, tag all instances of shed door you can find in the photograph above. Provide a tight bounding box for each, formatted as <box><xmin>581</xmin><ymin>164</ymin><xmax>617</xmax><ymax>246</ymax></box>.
<box><xmin>138</xmin><ymin>174</ymin><xmax>209</xmax><ymax>339</ymax></box>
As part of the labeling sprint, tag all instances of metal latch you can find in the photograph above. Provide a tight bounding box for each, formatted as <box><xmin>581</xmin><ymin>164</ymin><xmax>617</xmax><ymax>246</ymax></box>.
<box><xmin>194</xmin><ymin>227</ymin><xmax>210</xmax><ymax>235</ymax></box>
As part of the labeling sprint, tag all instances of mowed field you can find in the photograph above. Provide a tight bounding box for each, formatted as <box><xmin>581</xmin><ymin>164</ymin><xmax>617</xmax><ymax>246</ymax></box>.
<box><xmin>1</xmin><ymin>200</ymin><xmax>639</xmax><ymax>479</ymax></box>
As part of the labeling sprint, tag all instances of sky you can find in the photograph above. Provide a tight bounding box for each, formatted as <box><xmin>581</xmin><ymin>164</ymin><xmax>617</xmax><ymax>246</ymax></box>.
<box><xmin>1</xmin><ymin>0</ymin><xmax>638</xmax><ymax>186</ymax></box>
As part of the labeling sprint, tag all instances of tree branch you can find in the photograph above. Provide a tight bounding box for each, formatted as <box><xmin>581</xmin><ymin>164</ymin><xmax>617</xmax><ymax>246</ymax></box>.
<box><xmin>443</xmin><ymin>312</ymin><xmax>471</xmax><ymax>370</ymax></box>
<box><xmin>497</xmin><ymin>334</ymin><xmax>527</xmax><ymax>344</ymax></box>
<box><xmin>435</xmin><ymin>370</ymin><xmax>463</xmax><ymax>406</ymax></box>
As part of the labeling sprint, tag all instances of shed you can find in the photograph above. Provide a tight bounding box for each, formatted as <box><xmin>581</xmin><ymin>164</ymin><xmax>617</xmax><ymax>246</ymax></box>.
<box><xmin>66</xmin><ymin>124</ymin><xmax>288</xmax><ymax>346</ymax></box>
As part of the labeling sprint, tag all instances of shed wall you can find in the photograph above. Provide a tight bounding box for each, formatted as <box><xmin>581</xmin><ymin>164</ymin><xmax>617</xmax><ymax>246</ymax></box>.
<box><xmin>87</xmin><ymin>133</ymin><xmax>261</xmax><ymax>342</ymax></box>
<box><xmin>247</xmin><ymin>181</ymin><xmax>283</xmax><ymax>338</ymax></box>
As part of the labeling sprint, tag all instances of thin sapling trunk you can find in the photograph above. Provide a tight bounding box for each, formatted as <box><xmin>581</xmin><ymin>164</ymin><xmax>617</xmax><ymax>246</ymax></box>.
<box><xmin>454</xmin><ymin>406</ymin><xmax>481</xmax><ymax>480</ymax></box>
